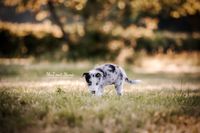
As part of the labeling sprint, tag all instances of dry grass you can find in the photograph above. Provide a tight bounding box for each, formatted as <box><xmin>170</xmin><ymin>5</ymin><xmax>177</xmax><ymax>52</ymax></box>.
<box><xmin>0</xmin><ymin>63</ymin><xmax>200</xmax><ymax>133</ymax></box>
<box><xmin>133</xmin><ymin>51</ymin><xmax>200</xmax><ymax>73</ymax></box>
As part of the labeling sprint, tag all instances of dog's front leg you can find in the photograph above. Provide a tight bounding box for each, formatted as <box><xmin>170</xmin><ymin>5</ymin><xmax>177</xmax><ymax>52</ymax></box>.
<box><xmin>96</xmin><ymin>86</ymin><xmax>104</xmax><ymax>96</ymax></box>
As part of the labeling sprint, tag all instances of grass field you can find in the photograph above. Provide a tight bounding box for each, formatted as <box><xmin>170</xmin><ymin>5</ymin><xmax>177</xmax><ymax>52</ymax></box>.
<box><xmin>0</xmin><ymin>63</ymin><xmax>200</xmax><ymax>133</ymax></box>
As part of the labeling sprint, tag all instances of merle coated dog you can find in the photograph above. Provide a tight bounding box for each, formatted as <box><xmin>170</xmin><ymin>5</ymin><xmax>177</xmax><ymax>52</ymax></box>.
<box><xmin>83</xmin><ymin>64</ymin><xmax>141</xmax><ymax>96</ymax></box>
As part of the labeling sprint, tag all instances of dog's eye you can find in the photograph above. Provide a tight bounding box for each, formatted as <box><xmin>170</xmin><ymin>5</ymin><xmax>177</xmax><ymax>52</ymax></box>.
<box><xmin>95</xmin><ymin>73</ymin><xmax>101</xmax><ymax>77</ymax></box>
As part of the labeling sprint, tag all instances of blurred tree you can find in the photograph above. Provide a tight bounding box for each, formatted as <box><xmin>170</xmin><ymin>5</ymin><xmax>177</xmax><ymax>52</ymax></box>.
<box><xmin>2</xmin><ymin>0</ymin><xmax>199</xmax><ymax>32</ymax></box>
<box><xmin>47</xmin><ymin>0</ymin><xmax>72</xmax><ymax>44</ymax></box>
<box><xmin>0</xmin><ymin>0</ymin><xmax>199</xmax><ymax>60</ymax></box>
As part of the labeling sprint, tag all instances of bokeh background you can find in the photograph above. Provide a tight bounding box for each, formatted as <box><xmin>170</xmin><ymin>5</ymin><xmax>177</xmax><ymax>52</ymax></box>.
<box><xmin>0</xmin><ymin>0</ymin><xmax>199</xmax><ymax>72</ymax></box>
<box><xmin>0</xmin><ymin>1</ymin><xmax>200</xmax><ymax>132</ymax></box>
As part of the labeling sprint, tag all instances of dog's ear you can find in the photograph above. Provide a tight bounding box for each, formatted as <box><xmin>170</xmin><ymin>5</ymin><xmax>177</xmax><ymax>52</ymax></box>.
<box><xmin>82</xmin><ymin>72</ymin><xmax>89</xmax><ymax>77</ymax></box>
<box><xmin>95</xmin><ymin>73</ymin><xmax>101</xmax><ymax>78</ymax></box>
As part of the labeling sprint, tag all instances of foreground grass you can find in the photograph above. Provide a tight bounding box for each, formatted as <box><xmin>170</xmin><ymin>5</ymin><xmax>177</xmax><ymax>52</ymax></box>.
<box><xmin>0</xmin><ymin>63</ymin><xmax>200</xmax><ymax>133</ymax></box>
<box><xmin>0</xmin><ymin>87</ymin><xmax>200</xmax><ymax>133</ymax></box>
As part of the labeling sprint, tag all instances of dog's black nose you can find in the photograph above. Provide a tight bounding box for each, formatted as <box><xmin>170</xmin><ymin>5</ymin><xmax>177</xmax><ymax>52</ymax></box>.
<box><xmin>91</xmin><ymin>91</ymin><xmax>95</xmax><ymax>94</ymax></box>
<box><xmin>88</xmin><ymin>82</ymin><xmax>92</xmax><ymax>86</ymax></box>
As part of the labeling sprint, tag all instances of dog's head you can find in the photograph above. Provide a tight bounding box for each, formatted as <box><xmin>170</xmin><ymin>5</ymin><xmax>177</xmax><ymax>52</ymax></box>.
<box><xmin>82</xmin><ymin>70</ymin><xmax>103</xmax><ymax>95</ymax></box>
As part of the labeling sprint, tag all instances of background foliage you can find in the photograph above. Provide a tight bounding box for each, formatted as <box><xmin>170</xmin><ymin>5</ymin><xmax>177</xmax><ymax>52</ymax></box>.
<box><xmin>0</xmin><ymin>0</ymin><xmax>200</xmax><ymax>62</ymax></box>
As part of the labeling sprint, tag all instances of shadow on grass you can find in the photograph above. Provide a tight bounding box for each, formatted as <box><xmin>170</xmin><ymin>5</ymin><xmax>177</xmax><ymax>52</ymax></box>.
<box><xmin>0</xmin><ymin>64</ymin><xmax>21</xmax><ymax>77</ymax></box>
<box><xmin>0</xmin><ymin>64</ymin><xmax>90</xmax><ymax>80</ymax></box>
<box><xmin>170</xmin><ymin>89</ymin><xmax>200</xmax><ymax>117</ymax></box>
<box><xmin>0</xmin><ymin>90</ymin><xmax>29</xmax><ymax>133</ymax></box>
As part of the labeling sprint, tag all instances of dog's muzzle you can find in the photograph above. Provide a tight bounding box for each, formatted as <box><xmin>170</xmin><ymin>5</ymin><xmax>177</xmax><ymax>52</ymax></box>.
<box><xmin>88</xmin><ymin>82</ymin><xmax>92</xmax><ymax>86</ymax></box>
<box><xmin>91</xmin><ymin>91</ymin><xmax>95</xmax><ymax>94</ymax></box>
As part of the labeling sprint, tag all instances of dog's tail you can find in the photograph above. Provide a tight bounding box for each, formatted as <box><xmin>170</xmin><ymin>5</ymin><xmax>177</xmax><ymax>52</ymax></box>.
<box><xmin>118</xmin><ymin>66</ymin><xmax>141</xmax><ymax>84</ymax></box>
<box><xmin>125</xmin><ymin>77</ymin><xmax>141</xmax><ymax>84</ymax></box>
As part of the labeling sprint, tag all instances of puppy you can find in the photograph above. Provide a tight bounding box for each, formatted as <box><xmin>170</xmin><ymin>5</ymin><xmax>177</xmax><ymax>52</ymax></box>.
<box><xmin>83</xmin><ymin>64</ymin><xmax>141</xmax><ymax>96</ymax></box>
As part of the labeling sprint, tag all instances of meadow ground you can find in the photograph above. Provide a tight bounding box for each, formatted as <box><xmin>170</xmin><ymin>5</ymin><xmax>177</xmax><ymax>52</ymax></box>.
<box><xmin>0</xmin><ymin>63</ymin><xmax>200</xmax><ymax>133</ymax></box>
